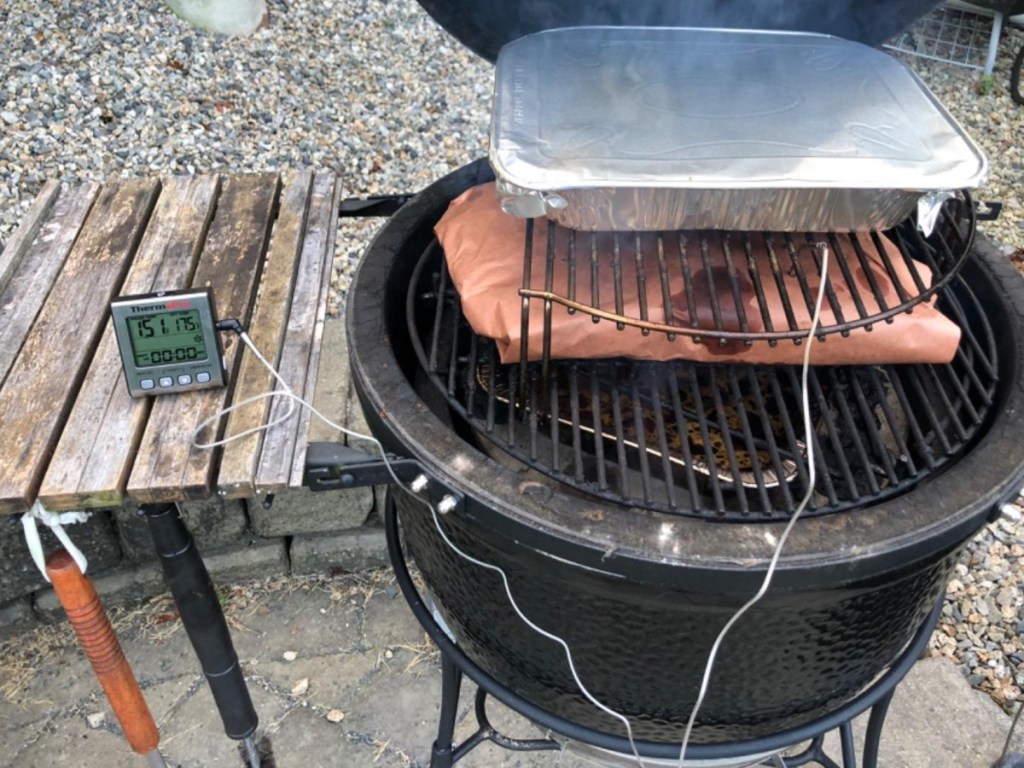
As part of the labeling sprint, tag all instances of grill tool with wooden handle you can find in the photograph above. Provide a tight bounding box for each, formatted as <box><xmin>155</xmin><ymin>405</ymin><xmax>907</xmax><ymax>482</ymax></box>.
<box><xmin>45</xmin><ymin>549</ymin><xmax>168</xmax><ymax>768</ymax></box>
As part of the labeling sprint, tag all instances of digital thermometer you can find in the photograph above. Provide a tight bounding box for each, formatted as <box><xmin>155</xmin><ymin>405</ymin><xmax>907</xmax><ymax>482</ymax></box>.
<box><xmin>110</xmin><ymin>289</ymin><xmax>227</xmax><ymax>397</ymax></box>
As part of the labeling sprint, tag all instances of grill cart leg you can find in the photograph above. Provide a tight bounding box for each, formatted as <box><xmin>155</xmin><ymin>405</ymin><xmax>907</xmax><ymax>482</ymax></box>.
<box><xmin>143</xmin><ymin>503</ymin><xmax>260</xmax><ymax>767</ymax></box>
<box><xmin>429</xmin><ymin>654</ymin><xmax>463</xmax><ymax>768</ymax></box>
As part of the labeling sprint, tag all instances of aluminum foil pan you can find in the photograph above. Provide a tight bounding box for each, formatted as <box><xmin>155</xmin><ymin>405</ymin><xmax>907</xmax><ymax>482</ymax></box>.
<box><xmin>490</xmin><ymin>27</ymin><xmax>987</xmax><ymax>233</ymax></box>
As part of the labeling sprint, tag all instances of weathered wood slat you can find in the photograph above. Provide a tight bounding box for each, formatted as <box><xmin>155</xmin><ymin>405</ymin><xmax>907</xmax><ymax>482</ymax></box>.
<box><xmin>0</xmin><ymin>183</ymin><xmax>100</xmax><ymax>387</ymax></box>
<box><xmin>0</xmin><ymin>180</ymin><xmax>62</xmax><ymax>297</ymax></box>
<box><xmin>289</xmin><ymin>173</ymin><xmax>342</xmax><ymax>489</ymax></box>
<box><xmin>254</xmin><ymin>173</ymin><xmax>338</xmax><ymax>494</ymax></box>
<box><xmin>0</xmin><ymin>179</ymin><xmax>160</xmax><ymax>514</ymax></box>
<box><xmin>38</xmin><ymin>176</ymin><xmax>221</xmax><ymax>510</ymax></box>
<box><xmin>218</xmin><ymin>171</ymin><xmax>314</xmax><ymax>499</ymax></box>
<box><xmin>126</xmin><ymin>174</ymin><xmax>280</xmax><ymax>504</ymax></box>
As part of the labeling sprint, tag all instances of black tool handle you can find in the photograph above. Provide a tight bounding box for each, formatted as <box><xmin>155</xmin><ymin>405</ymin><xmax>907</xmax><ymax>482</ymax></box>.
<box><xmin>143</xmin><ymin>503</ymin><xmax>258</xmax><ymax>740</ymax></box>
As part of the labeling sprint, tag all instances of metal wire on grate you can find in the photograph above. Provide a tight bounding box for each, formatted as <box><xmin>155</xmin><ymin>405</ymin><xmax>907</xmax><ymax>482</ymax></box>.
<box><xmin>884</xmin><ymin>4</ymin><xmax>1006</xmax><ymax>73</ymax></box>
<box><xmin>408</xmin><ymin>223</ymin><xmax>996</xmax><ymax>522</ymax></box>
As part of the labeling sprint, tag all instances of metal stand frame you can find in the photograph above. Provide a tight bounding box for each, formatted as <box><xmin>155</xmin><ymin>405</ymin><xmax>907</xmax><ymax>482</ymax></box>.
<box><xmin>142</xmin><ymin>503</ymin><xmax>260</xmax><ymax>764</ymax></box>
<box><xmin>384</xmin><ymin>494</ymin><xmax>942</xmax><ymax>768</ymax></box>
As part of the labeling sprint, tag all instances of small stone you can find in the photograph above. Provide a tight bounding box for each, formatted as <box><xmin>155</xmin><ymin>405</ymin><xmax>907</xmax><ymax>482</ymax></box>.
<box><xmin>326</xmin><ymin>709</ymin><xmax>345</xmax><ymax>723</ymax></box>
<box><xmin>0</xmin><ymin>111</ymin><xmax>17</xmax><ymax>125</ymax></box>
<box><xmin>384</xmin><ymin>649</ymin><xmax>394</xmax><ymax>659</ymax></box>
<box><xmin>86</xmin><ymin>712</ymin><xmax>106</xmax><ymax>729</ymax></box>
<box><xmin>291</xmin><ymin>678</ymin><xmax>309</xmax><ymax>696</ymax></box>
<box><xmin>996</xmin><ymin>587</ymin><xmax>1018</xmax><ymax>609</ymax></box>
<box><xmin>282</xmin><ymin>650</ymin><xmax>297</xmax><ymax>662</ymax></box>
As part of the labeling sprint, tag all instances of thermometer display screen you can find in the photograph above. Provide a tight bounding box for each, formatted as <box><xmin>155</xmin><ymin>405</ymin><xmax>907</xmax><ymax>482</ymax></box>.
<box><xmin>126</xmin><ymin>309</ymin><xmax>209</xmax><ymax>368</ymax></box>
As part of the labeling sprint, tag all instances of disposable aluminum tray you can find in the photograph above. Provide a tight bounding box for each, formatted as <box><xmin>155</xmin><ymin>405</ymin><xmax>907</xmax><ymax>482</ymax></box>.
<box><xmin>490</xmin><ymin>27</ymin><xmax>987</xmax><ymax>233</ymax></box>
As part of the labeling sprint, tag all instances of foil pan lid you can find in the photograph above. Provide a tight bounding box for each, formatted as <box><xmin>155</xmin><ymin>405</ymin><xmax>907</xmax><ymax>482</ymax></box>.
<box><xmin>490</xmin><ymin>27</ymin><xmax>987</xmax><ymax>195</ymax></box>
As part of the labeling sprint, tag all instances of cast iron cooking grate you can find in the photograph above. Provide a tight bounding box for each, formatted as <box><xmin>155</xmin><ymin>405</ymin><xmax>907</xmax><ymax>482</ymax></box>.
<box><xmin>407</xmin><ymin>221</ymin><xmax>996</xmax><ymax>521</ymax></box>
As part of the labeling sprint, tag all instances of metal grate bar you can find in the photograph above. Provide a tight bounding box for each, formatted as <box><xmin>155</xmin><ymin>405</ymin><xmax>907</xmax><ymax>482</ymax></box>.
<box><xmin>611</xmin><ymin>235</ymin><xmax>625</xmax><ymax>327</ymax></box>
<box><xmin>773</xmin><ymin>367</ymin><xmax>832</xmax><ymax>507</ymax></box>
<box><xmin>804</xmin><ymin>235</ymin><xmax>846</xmax><ymax>331</ymax></box>
<box><xmin>569</xmin><ymin>365</ymin><xmax>585</xmax><ymax>484</ymax></box>
<box><xmin>428</xmin><ymin>246</ymin><xmax>450</xmax><ymax>372</ymax></box>
<box><xmin>762</xmin><ymin>235</ymin><xmax>801</xmax><ymax>334</ymax></box>
<box><xmin>848</xmin><ymin>372</ymin><xmax>900</xmax><ymax>485</ymax></box>
<box><xmin>567</xmin><ymin>230</ymin><xmax>577</xmax><ymax>306</ymax></box>
<box><xmin>847</xmin><ymin>232</ymin><xmax>892</xmax><ymax>321</ymax></box>
<box><xmin>447</xmin><ymin>289</ymin><xmax>461</xmax><ymax>397</ymax></box>
<box><xmin>826</xmin><ymin>233</ymin><xmax>871</xmax><ymax>324</ymax></box>
<box><xmin>528</xmin><ymin>370</ymin><xmax>540</xmax><ymax>461</ymax></box>
<box><xmin>485</xmin><ymin>343</ymin><xmax>498</xmax><ymax>433</ymax></box>
<box><xmin>808</xmin><ymin>368</ymin><xmax>861</xmax><ymax>500</ymax></box>
<box><xmin>589</xmin><ymin>367</ymin><xmax>608</xmax><ymax>490</ymax></box>
<box><xmin>629</xmin><ymin>378</ymin><xmax>655</xmax><ymax>504</ymax></box>
<box><xmin>905</xmin><ymin>365</ymin><xmax>955</xmax><ymax>456</ymax></box>
<box><xmin>633</xmin><ymin>234</ymin><xmax>652</xmax><ymax>333</ymax></box>
<box><xmin>721</xmin><ymin>234</ymin><xmax>753</xmax><ymax>338</ymax></box>
<box><xmin>744</xmin><ymin>368</ymin><xmax>797</xmax><ymax>512</ymax></box>
<box><xmin>867</xmin><ymin>366</ymin><xmax>918</xmax><ymax>476</ymax></box>
<box><xmin>707</xmin><ymin>368</ymin><xmax>751</xmax><ymax>516</ymax></box>
<box><xmin>656</xmin><ymin>235</ymin><xmax>677</xmax><ymax>336</ymax></box>
<box><xmin>643</xmin><ymin>368</ymin><xmax>679</xmax><ymax>509</ymax></box>
<box><xmin>609</xmin><ymin>376</ymin><xmax>632</xmax><ymax>498</ymax></box>
<box><xmin>886</xmin><ymin>367</ymin><xmax>939</xmax><ymax>470</ymax></box>
<box><xmin>727</xmin><ymin>368</ymin><xmax>773</xmax><ymax>514</ymax></box>
<box><xmin>549</xmin><ymin>368</ymin><xmax>561</xmax><ymax>475</ymax></box>
<box><xmin>924</xmin><ymin>363</ymin><xmax>970</xmax><ymax>442</ymax></box>
<box><xmin>677</xmin><ymin>234</ymin><xmax>699</xmax><ymax>331</ymax></box>
<box><xmin>664</xmin><ymin>370</ymin><xmax>704</xmax><ymax>512</ymax></box>
<box><xmin>825</xmin><ymin>368</ymin><xmax>882</xmax><ymax>496</ymax></box>
<box><xmin>685</xmin><ymin>366</ymin><xmax>727</xmax><ymax>513</ymax></box>
<box><xmin>542</xmin><ymin>224</ymin><xmax>557</xmax><ymax>387</ymax></box>
<box><xmin>742</xmin><ymin>236</ymin><xmax>777</xmax><ymax>338</ymax></box>
<box><xmin>888</xmin><ymin>227</ymin><xmax>933</xmax><ymax>296</ymax></box>
<box><xmin>783</xmin><ymin>234</ymin><xmax>820</xmax><ymax>338</ymax></box>
<box><xmin>519</xmin><ymin>219</ymin><xmax>535</xmax><ymax>399</ymax></box>
<box><xmin>698</xmin><ymin>237</ymin><xmax>728</xmax><ymax>338</ymax></box>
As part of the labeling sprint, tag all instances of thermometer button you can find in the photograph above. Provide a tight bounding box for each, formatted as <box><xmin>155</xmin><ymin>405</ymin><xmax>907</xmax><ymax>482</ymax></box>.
<box><xmin>140</xmin><ymin>379</ymin><xmax>155</xmax><ymax>391</ymax></box>
<box><xmin>178</xmin><ymin>374</ymin><xmax>193</xmax><ymax>386</ymax></box>
<box><xmin>159</xmin><ymin>376</ymin><xmax>174</xmax><ymax>388</ymax></box>
<box><xmin>196</xmin><ymin>371</ymin><xmax>211</xmax><ymax>384</ymax></box>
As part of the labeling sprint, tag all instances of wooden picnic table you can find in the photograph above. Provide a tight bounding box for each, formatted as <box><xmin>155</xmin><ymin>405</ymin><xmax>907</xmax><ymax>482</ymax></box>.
<box><xmin>0</xmin><ymin>171</ymin><xmax>340</xmax><ymax>515</ymax></box>
<box><xmin>0</xmin><ymin>170</ymin><xmax>343</xmax><ymax>757</ymax></box>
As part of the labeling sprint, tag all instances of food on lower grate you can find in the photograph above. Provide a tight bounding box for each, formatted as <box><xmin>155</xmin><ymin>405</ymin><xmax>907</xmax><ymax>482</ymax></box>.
<box><xmin>476</xmin><ymin>363</ymin><xmax>801</xmax><ymax>488</ymax></box>
<box><xmin>437</xmin><ymin>182</ymin><xmax>962</xmax><ymax>365</ymax></box>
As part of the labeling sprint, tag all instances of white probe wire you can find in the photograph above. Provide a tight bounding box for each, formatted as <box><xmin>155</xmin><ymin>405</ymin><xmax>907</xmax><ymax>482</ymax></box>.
<box><xmin>674</xmin><ymin>244</ymin><xmax>830</xmax><ymax>768</ymax></box>
<box><xmin>192</xmin><ymin>330</ymin><xmax>651</xmax><ymax>766</ymax></box>
<box><xmin>197</xmin><ymin>245</ymin><xmax>828</xmax><ymax>768</ymax></box>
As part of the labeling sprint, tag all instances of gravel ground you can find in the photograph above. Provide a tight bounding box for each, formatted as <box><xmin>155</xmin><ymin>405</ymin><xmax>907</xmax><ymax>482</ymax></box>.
<box><xmin>0</xmin><ymin>0</ymin><xmax>1021</xmax><ymax>714</ymax></box>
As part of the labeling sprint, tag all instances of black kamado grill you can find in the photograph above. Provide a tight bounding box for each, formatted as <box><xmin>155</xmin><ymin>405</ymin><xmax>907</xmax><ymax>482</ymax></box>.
<box><xmin>336</xmin><ymin>3</ymin><xmax>1024</xmax><ymax>766</ymax></box>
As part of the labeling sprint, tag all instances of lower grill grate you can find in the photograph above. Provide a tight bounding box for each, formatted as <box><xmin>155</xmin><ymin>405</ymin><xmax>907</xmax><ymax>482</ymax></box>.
<box><xmin>408</xmin><ymin>239</ymin><xmax>998</xmax><ymax>521</ymax></box>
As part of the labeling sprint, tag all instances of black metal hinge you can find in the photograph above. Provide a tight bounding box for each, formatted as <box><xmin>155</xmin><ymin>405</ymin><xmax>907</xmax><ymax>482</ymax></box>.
<box><xmin>304</xmin><ymin>442</ymin><xmax>421</xmax><ymax>490</ymax></box>
<box><xmin>303</xmin><ymin>442</ymin><xmax>466</xmax><ymax>515</ymax></box>
<box><xmin>975</xmin><ymin>200</ymin><xmax>1002</xmax><ymax>221</ymax></box>
<box><xmin>338</xmin><ymin>194</ymin><xmax>414</xmax><ymax>218</ymax></box>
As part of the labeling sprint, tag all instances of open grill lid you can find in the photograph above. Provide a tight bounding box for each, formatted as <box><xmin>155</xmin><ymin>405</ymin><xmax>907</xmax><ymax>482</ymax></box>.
<box><xmin>414</xmin><ymin>0</ymin><xmax>945</xmax><ymax>63</ymax></box>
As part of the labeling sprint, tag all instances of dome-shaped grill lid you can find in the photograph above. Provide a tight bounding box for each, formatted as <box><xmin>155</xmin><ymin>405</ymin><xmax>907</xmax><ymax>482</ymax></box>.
<box><xmin>414</xmin><ymin>0</ymin><xmax>945</xmax><ymax>63</ymax></box>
